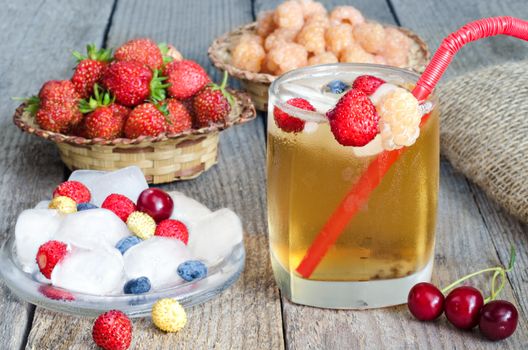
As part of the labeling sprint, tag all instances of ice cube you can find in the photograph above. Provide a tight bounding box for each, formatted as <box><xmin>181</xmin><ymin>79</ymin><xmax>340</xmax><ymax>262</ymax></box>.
<box><xmin>169</xmin><ymin>192</ymin><xmax>212</xmax><ymax>226</ymax></box>
<box><xmin>54</xmin><ymin>209</ymin><xmax>130</xmax><ymax>250</ymax></box>
<box><xmin>69</xmin><ymin>166</ymin><xmax>148</xmax><ymax>206</ymax></box>
<box><xmin>34</xmin><ymin>200</ymin><xmax>50</xmax><ymax>209</ymax></box>
<box><xmin>15</xmin><ymin>209</ymin><xmax>63</xmax><ymax>272</ymax></box>
<box><xmin>123</xmin><ymin>237</ymin><xmax>191</xmax><ymax>289</ymax></box>
<box><xmin>281</xmin><ymin>83</ymin><xmax>339</xmax><ymax>113</ymax></box>
<box><xmin>188</xmin><ymin>208</ymin><xmax>244</xmax><ymax>264</ymax></box>
<box><xmin>51</xmin><ymin>245</ymin><xmax>125</xmax><ymax>295</ymax></box>
<box><xmin>352</xmin><ymin>134</ymin><xmax>384</xmax><ymax>157</ymax></box>
<box><xmin>68</xmin><ymin>169</ymin><xmax>107</xmax><ymax>184</ymax></box>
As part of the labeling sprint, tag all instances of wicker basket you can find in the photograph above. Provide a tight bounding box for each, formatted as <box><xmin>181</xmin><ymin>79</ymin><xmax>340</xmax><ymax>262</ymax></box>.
<box><xmin>13</xmin><ymin>89</ymin><xmax>256</xmax><ymax>184</ymax></box>
<box><xmin>209</xmin><ymin>22</ymin><xmax>430</xmax><ymax>111</ymax></box>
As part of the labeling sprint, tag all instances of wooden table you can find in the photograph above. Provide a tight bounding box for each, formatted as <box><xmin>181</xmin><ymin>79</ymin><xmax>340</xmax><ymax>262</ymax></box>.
<box><xmin>0</xmin><ymin>0</ymin><xmax>526</xmax><ymax>349</ymax></box>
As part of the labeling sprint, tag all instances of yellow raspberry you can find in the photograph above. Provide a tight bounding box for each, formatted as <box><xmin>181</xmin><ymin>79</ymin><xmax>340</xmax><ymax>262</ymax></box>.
<box><xmin>376</xmin><ymin>87</ymin><xmax>421</xmax><ymax>150</ymax></box>
<box><xmin>264</xmin><ymin>28</ymin><xmax>298</xmax><ymax>51</ymax></box>
<box><xmin>383</xmin><ymin>28</ymin><xmax>411</xmax><ymax>67</ymax></box>
<box><xmin>305</xmin><ymin>13</ymin><xmax>330</xmax><ymax>28</ymax></box>
<box><xmin>266</xmin><ymin>42</ymin><xmax>308</xmax><ymax>75</ymax></box>
<box><xmin>296</xmin><ymin>0</ymin><xmax>327</xmax><ymax>19</ymax></box>
<box><xmin>256</xmin><ymin>10</ymin><xmax>276</xmax><ymax>37</ymax></box>
<box><xmin>232</xmin><ymin>36</ymin><xmax>266</xmax><ymax>72</ymax></box>
<box><xmin>329</xmin><ymin>6</ymin><xmax>365</xmax><ymax>26</ymax></box>
<box><xmin>339</xmin><ymin>43</ymin><xmax>376</xmax><ymax>64</ymax></box>
<box><xmin>48</xmin><ymin>196</ymin><xmax>77</xmax><ymax>214</ymax></box>
<box><xmin>354</xmin><ymin>22</ymin><xmax>386</xmax><ymax>54</ymax></box>
<box><xmin>325</xmin><ymin>23</ymin><xmax>354</xmax><ymax>56</ymax></box>
<box><xmin>166</xmin><ymin>44</ymin><xmax>183</xmax><ymax>61</ymax></box>
<box><xmin>151</xmin><ymin>298</ymin><xmax>187</xmax><ymax>333</ymax></box>
<box><xmin>296</xmin><ymin>23</ymin><xmax>326</xmax><ymax>54</ymax></box>
<box><xmin>308</xmin><ymin>51</ymin><xmax>338</xmax><ymax>65</ymax></box>
<box><xmin>126</xmin><ymin>211</ymin><xmax>156</xmax><ymax>239</ymax></box>
<box><xmin>274</xmin><ymin>1</ymin><xmax>304</xmax><ymax>31</ymax></box>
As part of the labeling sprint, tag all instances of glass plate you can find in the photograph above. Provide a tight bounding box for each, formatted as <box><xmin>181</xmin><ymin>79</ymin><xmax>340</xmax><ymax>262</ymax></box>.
<box><xmin>0</xmin><ymin>235</ymin><xmax>245</xmax><ymax>318</ymax></box>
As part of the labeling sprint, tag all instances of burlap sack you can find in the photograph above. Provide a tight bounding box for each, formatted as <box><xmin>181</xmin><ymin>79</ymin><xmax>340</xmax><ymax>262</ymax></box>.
<box><xmin>438</xmin><ymin>60</ymin><xmax>528</xmax><ymax>223</ymax></box>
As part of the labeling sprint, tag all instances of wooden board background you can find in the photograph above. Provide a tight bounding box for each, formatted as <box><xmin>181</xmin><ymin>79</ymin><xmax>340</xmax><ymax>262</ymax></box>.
<box><xmin>0</xmin><ymin>0</ymin><xmax>526</xmax><ymax>349</ymax></box>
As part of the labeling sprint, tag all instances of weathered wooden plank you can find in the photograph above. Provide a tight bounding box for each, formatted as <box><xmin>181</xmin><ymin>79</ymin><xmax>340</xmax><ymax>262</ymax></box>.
<box><xmin>27</xmin><ymin>0</ymin><xmax>284</xmax><ymax>349</ymax></box>
<box><xmin>27</xmin><ymin>235</ymin><xmax>283</xmax><ymax>350</ymax></box>
<box><xmin>281</xmin><ymin>160</ymin><xmax>527</xmax><ymax>349</ymax></box>
<box><xmin>391</xmin><ymin>0</ymin><xmax>528</xmax><ymax>78</ymax></box>
<box><xmin>0</xmin><ymin>1</ymin><xmax>115</xmax><ymax>349</ymax></box>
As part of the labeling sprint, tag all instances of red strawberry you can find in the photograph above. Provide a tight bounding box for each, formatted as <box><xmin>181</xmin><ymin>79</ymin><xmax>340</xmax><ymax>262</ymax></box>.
<box><xmin>165</xmin><ymin>98</ymin><xmax>192</xmax><ymax>133</ymax></box>
<box><xmin>101</xmin><ymin>61</ymin><xmax>168</xmax><ymax>107</ymax></box>
<box><xmin>114</xmin><ymin>38</ymin><xmax>163</xmax><ymax>70</ymax></box>
<box><xmin>326</xmin><ymin>88</ymin><xmax>380</xmax><ymax>146</ymax></box>
<box><xmin>101</xmin><ymin>194</ymin><xmax>136</xmax><ymax>222</ymax></box>
<box><xmin>71</xmin><ymin>44</ymin><xmax>112</xmax><ymax>98</ymax></box>
<box><xmin>352</xmin><ymin>75</ymin><xmax>385</xmax><ymax>95</ymax></box>
<box><xmin>109</xmin><ymin>103</ymin><xmax>130</xmax><ymax>132</ymax></box>
<box><xmin>53</xmin><ymin>180</ymin><xmax>91</xmax><ymax>203</ymax></box>
<box><xmin>155</xmin><ymin>219</ymin><xmax>189</xmax><ymax>244</ymax></box>
<box><xmin>39</xmin><ymin>285</ymin><xmax>75</xmax><ymax>301</ymax></box>
<box><xmin>192</xmin><ymin>71</ymin><xmax>233</xmax><ymax>128</ymax></box>
<box><xmin>164</xmin><ymin>60</ymin><xmax>210</xmax><ymax>99</ymax></box>
<box><xmin>124</xmin><ymin>103</ymin><xmax>167</xmax><ymax>138</ymax></box>
<box><xmin>79</xmin><ymin>85</ymin><xmax>127</xmax><ymax>139</ymax></box>
<box><xmin>92</xmin><ymin>310</ymin><xmax>132</xmax><ymax>350</ymax></box>
<box><xmin>30</xmin><ymin>80</ymin><xmax>82</xmax><ymax>133</ymax></box>
<box><xmin>273</xmin><ymin>98</ymin><xmax>315</xmax><ymax>133</ymax></box>
<box><xmin>36</xmin><ymin>241</ymin><xmax>68</xmax><ymax>279</ymax></box>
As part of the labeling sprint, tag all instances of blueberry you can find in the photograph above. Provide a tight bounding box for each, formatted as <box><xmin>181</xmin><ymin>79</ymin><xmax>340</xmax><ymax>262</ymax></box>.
<box><xmin>123</xmin><ymin>276</ymin><xmax>151</xmax><ymax>294</ymax></box>
<box><xmin>77</xmin><ymin>202</ymin><xmax>98</xmax><ymax>211</ymax></box>
<box><xmin>115</xmin><ymin>236</ymin><xmax>142</xmax><ymax>254</ymax></box>
<box><xmin>326</xmin><ymin>80</ymin><xmax>349</xmax><ymax>94</ymax></box>
<box><xmin>177</xmin><ymin>260</ymin><xmax>208</xmax><ymax>282</ymax></box>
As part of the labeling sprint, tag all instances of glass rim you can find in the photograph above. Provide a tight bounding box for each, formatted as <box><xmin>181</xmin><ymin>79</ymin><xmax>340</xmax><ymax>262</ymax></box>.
<box><xmin>268</xmin><ymin>63</ymin><xmax>432</xmax><ymax>122</ymax></box>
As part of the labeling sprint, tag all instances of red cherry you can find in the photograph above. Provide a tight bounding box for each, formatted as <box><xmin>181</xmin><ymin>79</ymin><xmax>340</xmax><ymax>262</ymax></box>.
<box><xmin>479</xmin><ymin>300</ymin><xmax>518</xmax><ymax>341</ymax></box>
<box><xmin>407</xmin><ymin>282</ymin><xmax>445</xmax><ymax>321</ymax></box>
<box><xmin>444</xmin><ymin>286</ymin><xmax>484</xmax><ymax>329</ymax></box>
<box><xmin>136</xmin><ymin>188</ymin><xmax>174</xmax><ymax>222</ymax></box>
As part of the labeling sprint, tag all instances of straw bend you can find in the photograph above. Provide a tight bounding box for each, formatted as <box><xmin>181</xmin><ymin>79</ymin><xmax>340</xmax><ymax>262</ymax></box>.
<box><xmin>413</xmin><ymin>16</ymin><xmax>528</xmax><ymax>100</ymax></box>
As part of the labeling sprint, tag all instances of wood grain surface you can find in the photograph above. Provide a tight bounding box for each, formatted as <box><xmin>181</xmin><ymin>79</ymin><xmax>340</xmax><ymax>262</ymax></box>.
<box><xmin>0</xmin><ymin>0</ymin><xmax>526</xmax><ymax>349</ymax></box>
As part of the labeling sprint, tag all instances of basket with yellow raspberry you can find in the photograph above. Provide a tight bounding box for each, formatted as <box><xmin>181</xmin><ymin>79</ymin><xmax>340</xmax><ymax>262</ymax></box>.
<box><xmin>208</xmin><ymin>0</ymin><xmax>429</xmax><ymax>111</ymax></box>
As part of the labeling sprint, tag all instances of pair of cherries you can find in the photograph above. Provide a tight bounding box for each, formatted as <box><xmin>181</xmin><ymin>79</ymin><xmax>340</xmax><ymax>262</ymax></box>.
<box><xmin>407</xmin><ymin>248</ymin><xmax>518</xmax><ymax>341</ymax></box>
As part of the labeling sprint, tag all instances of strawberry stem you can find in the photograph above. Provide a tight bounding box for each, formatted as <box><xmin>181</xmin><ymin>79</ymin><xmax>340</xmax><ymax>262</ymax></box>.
<box><xmin>79</xmin><ymin>84</ymin><xmax>114</xmax><ymax>113</ymax></box>
<box><xmin>149</xmin><ymin>69</ymin><xmax>170</xmax><ymax>104</ymax></box>
<box><xmin>72</xmin><ymin>44</ymin><xmax>112</xmax><ymax>63</ymax></box>
<box><xmin>440</xmin><ymin>246</ymin><xmax>516</xmax><ymax>303</ymax></box>
<box><xmin>211</xmin><ymin>71</ymin><xmax>235</xmax><ymax>109</ymax></box>
<box><xmin>158</xmin><ymin>43</ymin><xmax>174</xmax><ymax>64</ymax></box>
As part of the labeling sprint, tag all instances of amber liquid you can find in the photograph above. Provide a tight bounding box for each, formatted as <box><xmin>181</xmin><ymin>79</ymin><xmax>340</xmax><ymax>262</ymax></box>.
<box><xmin>267</xmin><ymin>108</ymin><xmax>439</xmax><ymax>281</ymax></box>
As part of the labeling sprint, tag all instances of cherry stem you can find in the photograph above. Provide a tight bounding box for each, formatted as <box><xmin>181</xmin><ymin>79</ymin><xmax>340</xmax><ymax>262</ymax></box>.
<box><xmin>440</xmin><ymin>246</ymin><xmax>516</xmax><ymax>303</ymax></box>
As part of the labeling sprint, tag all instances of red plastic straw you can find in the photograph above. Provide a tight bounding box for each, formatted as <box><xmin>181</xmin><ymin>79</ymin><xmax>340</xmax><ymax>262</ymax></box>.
<box><xmin>296</xmin><ymin>17</ymin><xmax>528</xmax><ymax>278</ymax></box>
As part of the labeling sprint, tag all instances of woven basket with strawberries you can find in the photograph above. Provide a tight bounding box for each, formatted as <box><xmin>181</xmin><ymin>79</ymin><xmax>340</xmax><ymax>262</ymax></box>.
<box><xmin>208</xmin><ymin>1</ymin><xmax>429</xmax><ymax>111</ymax></box>
<box><xmin>13</xmin><ymin>39</ymin><xmax>256</xmax><ymax>184</ymax></box>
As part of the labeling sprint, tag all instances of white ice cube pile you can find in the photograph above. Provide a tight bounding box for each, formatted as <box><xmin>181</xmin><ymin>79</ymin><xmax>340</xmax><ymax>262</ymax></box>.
<box><xmin>13</xmin><ymin>166</ymin><xmax>244</xmax><ymax>296</ymax></box>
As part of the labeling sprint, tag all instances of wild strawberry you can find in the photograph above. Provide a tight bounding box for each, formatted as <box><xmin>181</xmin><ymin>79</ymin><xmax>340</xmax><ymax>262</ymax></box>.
<box><xmin>36</xmin><ymin>240</ymin><xmax>69</xmax><ymax>279</ymax></box>
<box><xmin>155</xmin><ymin>219</ymin><xmax>189</xmax><ymax>244</ymax></box>
<box><xmin>273</xmin><ymin>98</ymin><xmax>315</xmax><ymax>133</ymax></box>
<box><xmin>53</xmin><ymin>180</ymin><xmax>91</xmax><ymax>203</ymax></box>
<box><xmin>164</xmin><ymin>60</ymin><xmax>210</xmax><ymax>99</ymax></box>
<box><xmin>101</xmin><ymin>194</ymin><xmax>136</xmax><ymax>222</ymax></box>
<box><xmin>192</xmin><ymin>71</ymin><xmax>233</xmax><ymax>128</ymax></box>
<box><xmin>326</xmin><ymin>88</ymin><xmax>380</xmax><ymax>146</ymax></box>
<box><xmin>114</xmin><ymin>38</ymin><xmax>163</xmax><ymax>70</ymax></box>
<box><xmin>124</xmin><ymin>103</ymin><xmax>167</xmax><ymax>138</ymax></box>
<box><xmin>38</xmin><ymin>285</ymin><xmax>75</xmax><ymax>301</ymax></box>
<box><xmin>352</xmin><ymin>75</ymin><xmax>386</xmax><ymax>95</ymax></box>
<box><xmin>27</xmin><ymin>80</ymin><xmax>82</xmax><ymax>133</ymax></box>
<box><xmin>100</xmin><ymin>61</ymin><xmax>168</xmax><ymax>107</ymax></box>
<box><xmin>71</xmin><ymin>44</ymin><xmax>112</xmax><ymax>98</ymax></box>
<box><xmin>164</xmin><ymin>98</ymin><xmax>192</xmax><ymax>133</ymax></box>
<box><xmin>92</xmin><ymin>310</ymin><xmax>132</xmax><ymax>350</ymax></box>
<box><xmin>108</xmin><ymin>103</ymin><xmax>130</xmax><ymax>131</ymax></box>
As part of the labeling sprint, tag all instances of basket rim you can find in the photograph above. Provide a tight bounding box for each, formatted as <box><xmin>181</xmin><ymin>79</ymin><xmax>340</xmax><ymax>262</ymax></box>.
<box><xmin>208</xmin><ymin>21</ymin><xmax>431</xmax><ymax>84</ymax></box>
<box><xmin>13</xmin><ymin>88</ymin><xmax>256</xmax><ymax>146</ymax></box>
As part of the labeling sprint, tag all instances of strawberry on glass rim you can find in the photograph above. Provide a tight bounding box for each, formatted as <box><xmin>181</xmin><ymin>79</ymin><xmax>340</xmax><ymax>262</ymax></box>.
<box><xmin>273</xmin><ymin>98</ymin><xmax>315</xmax><ymax>133</ymax></box>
